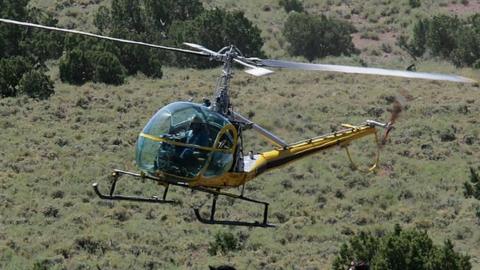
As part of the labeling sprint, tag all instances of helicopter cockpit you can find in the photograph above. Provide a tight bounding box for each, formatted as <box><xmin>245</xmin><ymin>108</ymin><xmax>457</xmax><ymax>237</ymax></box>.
<box><xmin>135</xmin><ymin>102</ymin><xmax>237</xmax><ymax>180</ymax></box>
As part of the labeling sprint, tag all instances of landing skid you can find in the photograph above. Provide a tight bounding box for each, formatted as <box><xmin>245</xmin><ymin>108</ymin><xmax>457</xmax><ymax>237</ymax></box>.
<box><xmin>92</xmin><ymin>169</ymin><xmax>275</xmax><ymax>227</ymax></box>
<box><xmin>92</xmin><ymin>170</ymin><xmax>175</xmax><ymax>204</ymax></box>
<box><xmin>193</xmin><ymin>194</ymin><xmax>275</xmax><ymax>227</ymax></box>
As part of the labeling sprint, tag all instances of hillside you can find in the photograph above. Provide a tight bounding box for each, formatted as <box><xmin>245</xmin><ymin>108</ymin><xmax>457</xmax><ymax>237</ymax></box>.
<box><xmin>1</xmin><ymin>0</ymin><xmax>480</xmax><ymax>269</ymax></box>
<box><xmin>30</xmin><ymin>0</ymin><xmax>480</xmax><ymax>60</ymax></box>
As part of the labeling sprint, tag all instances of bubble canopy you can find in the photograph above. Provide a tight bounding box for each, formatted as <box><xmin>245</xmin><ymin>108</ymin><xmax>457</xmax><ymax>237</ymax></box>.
<box><xmin>135</xmin><ymin>102</ymin><xmax>237</xmax><ymax>180</ymax></box>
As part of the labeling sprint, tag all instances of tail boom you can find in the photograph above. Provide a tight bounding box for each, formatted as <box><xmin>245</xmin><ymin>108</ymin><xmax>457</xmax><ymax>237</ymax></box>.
<box><xmin>247</xmin><ymin>124</ymin><xmax>377</xmax><ymax>177</ymax></box>
<box><xmin>190</xmin><ymin>122</ymin><xmax>383</xmax><ymax>188</ymax></box>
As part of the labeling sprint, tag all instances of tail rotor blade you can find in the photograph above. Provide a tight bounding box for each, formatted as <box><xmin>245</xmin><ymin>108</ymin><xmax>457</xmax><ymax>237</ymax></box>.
<box><xmin>381</xmin><ymin>94</ymin><xmax>406</xmax><ymax>146</ymax></box>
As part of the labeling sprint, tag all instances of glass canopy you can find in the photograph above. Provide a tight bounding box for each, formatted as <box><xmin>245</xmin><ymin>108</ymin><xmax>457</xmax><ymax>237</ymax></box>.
<box><xmin>135</xmin><ymin>102</ymin><xmax>236</xmax><ymax>180</ymax></box>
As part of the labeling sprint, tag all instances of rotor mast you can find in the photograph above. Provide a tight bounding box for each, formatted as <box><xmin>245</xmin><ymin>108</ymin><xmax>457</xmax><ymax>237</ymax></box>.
<box><xmin>212</xmin><ymin>45</ymin><xmax>237</xmax><ymax>117</ymax></box>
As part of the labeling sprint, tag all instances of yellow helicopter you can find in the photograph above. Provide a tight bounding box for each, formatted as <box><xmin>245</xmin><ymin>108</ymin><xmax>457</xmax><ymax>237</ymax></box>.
<box><xmin>1</xmin><ymin>18</ymin><xmax>476</xmax><ymax>227</ymax></box>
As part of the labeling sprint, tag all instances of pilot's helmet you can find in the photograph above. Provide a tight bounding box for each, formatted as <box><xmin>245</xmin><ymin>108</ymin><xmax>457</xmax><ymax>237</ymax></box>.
<box><xmin>191</xmin><ymin>116</ymin><xmax>203</xmax><ymax>124</ymax></box>
<box><xmin>190</xmin><ymin>116</ymin><xmax>205</xmax><ymax>132</ymax></box>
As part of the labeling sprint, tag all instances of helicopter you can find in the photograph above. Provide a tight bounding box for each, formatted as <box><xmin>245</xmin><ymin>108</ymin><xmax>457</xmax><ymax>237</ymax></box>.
<box><xmin>0</xmin><ymin>18</ymin><xmax>476</xmax><ymax>228</ymax></box>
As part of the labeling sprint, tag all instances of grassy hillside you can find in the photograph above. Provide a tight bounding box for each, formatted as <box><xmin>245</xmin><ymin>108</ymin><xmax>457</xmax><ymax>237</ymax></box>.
<box><xmin>30</xmin><ymin>0</ymin><xmax>480</xmax><ymax>60</ymax></box>
<box><xmin>1</xmin><ymin>0</ymin><xmax>480</xmax><ymax>269</ymax></box>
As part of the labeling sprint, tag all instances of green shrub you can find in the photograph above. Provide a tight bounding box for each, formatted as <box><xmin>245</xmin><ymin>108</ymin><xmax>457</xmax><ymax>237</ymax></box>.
<box><xmin>89</xmin><ymin>51</ymin><xmax>126</xmax><ymax>85</ymax></box>
<box><xmin>474</xmin><ymin>59</ymin><xmax>480</xmax><ymax>70</ymax></box>
<box><xmin>332</xmin><ymin>224</ymin><xmax>471</xmax><ymax>270</ymax></box>
<box><xmin>0</xmin><ymin>1</ymin><xmax>62</xmax><ymax>99</ymax></box>
<box><xmin>59</xmin><ymin>47</ymin><xmax>128</xmax><ymax>85</ymax></box>
<box><xmin>18</xmin><ymin>70</ymin><xmax>54</xmax><ymax>99</ymax></box>
<box><xmin>409</xmin><ymin>19</ymin><xmax>429</xmax><ymax>56</ymax></box>
<box><xmin>74</xmin><ymin>236</ymin><xmax>106</xmax><ymax>254</ymax></box>
<box><xmin>0</xmin><ymin>56</ymin><xmax>32</xmax><ymax>97</ymax></box>
<box><xmin>464</xmin><ymin>167</ymin><xmax>480</xmax><ymax>200</ymax></box>
<box><xmin>0</xmin><ymin>32</ymin><xmax>6</xmax><ymax>57</ymax></box>
<box><xmin>92</xmin><ymin>0</ymin><xmax>205</xmax><ymax>76</ymax></box>
<box><xmin>99</xmin><ymin>0</ymin><xmax>204</xmax><ymax>34</ymax></box>
<box><xmin>1</xmin><ymin>1</ymin><xmax>63</xmax><ymax>61</ymax></box>
<box><xmin>109</xmin><ymin>0</ymin><xmax>146</xmax><ymax>33</ymax></box>
<box><xmin>408</xmin><ymin>0</ymin><xmax>421</xmax><ymax>8</ymax></box>
<box><xmin>168</xmin><ymin>9</ymin><xmax>264</xmax><ymax>68</ymax></box>
<box><xmin>96</xmin><ymin>0</ymin><xmax>205</xmax><ymax>35</ymax></box>
<box><xmin>0</xmin><ymin>0</ymin><xmax>29</xmax><ymax>58</ymax></box>
<box><xmin>21</xmin><ymin>8</ymin><xmax>64</xmax><ymax>62</ymax></box>
<box><xmin>279</xmin><ymin>0</ymin><xmax>304</xmax><ymax>13</ymax></box>
<box><xmin>451</xmin><ymin>28</ymin><xmax>480</xmax><ymax>67</ymax></box>
<box><xmin>0</xmin><ymin>3</ymin><xmax>63</xmax><ymax>99</ymax></box>
<box><xmin>143</xmin><ymin>0</ymin><xmax>204</xmax><ymax>29</ymax></box>
<box><xmin>475</xmin><ymin>206</ymin><xmax>480</xmax><ymax>222</ymax></box>
<box><xmin>63</xmin><ymin>0</ymin><xmax>186</xmax><ymax>83</ymax></box>
<box><xmin>426</xmin><ymin>15</ymin><xmax>461</xmax><ymax>59</ymax></box>
<box><xmin>99</xmin><ymin>0</ymin><xmax>202</xmax><ymax>77</ymax></box>
<box><xmin>113</xmin><ymin>33</ymin><xmax>163</xmax><ymax>76</ymax></box>
<box><xmin>208</xmin><ymin>231</ymin><xmax>239</xmax><ymax>255</ymax></box>
<box><xmin>140</xmin><ymin>52</ymin><xmax>163</xmax><ymax>78</ymax></box>
<box><xmin>283</xmin><ymin>13</ymin><xmax>356</xmax><ymax>61</ymax></box>
<box><xmin>59</xmin><ymin>49</ymin><xmax>94</xmax><ymax>85</ymax></box>
<box><xmin>32</xmin><ymin>257</ymin><xmax>63</xmax><ymax>270</ymax></box>
<box><xmin>91</xmin><ymin>1</ymin><xmax>263</xmax><ymax>71</ymax></box>
<box><xmin>405</xmin><ymin>14</ymin><xmax>480</xmax><ymax>67</ymax></box>
<box><xmin>93</xmin><ymin>6</ymin><xmax>111</xmax><ymax>34</ymax></box>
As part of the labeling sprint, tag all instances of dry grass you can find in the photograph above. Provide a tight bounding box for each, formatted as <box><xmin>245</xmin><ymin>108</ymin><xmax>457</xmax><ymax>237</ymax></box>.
<box><xmin>1</xmin><ymin>63</ymin><xmax>479</xmax><ymax>269</ymax></box>
<box><xmin>1</xmin><ymin>1</ymin><xmax>480</xmax><ymax>269</ymax></box>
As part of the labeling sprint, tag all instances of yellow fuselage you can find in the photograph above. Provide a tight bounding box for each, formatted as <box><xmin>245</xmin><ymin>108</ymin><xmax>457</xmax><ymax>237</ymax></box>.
<box><xmin>188</xmin><ymin>124</ymin><xmax>377</xmax><ymax>188</ymax></box>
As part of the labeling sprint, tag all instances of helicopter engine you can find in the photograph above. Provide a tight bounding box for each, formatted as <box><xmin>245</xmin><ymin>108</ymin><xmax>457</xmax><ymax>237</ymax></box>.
<box><xmin>135</xmin><ymin>102</ymin><xmax>238</xmax><ymax>181</ymax></box>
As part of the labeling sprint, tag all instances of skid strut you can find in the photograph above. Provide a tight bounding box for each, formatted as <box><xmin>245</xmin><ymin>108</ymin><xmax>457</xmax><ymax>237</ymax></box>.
<box><xmin>92</xmin><ymin>169</ymin><xmax>275</xmax><ymax>227</ymax></box>
<box><xmin>92</xmin><ymin>170</ymin><xmax>175</xmax><ymax>204</ymax></box>
<box><xmin>193</xmin><ymin>190</ymin><xmax>275</xmax><ymax>228</ymax></box>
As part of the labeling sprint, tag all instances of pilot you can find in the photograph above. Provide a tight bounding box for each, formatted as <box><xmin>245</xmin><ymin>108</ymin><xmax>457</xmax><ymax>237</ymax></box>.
<box><xmin>180</xmin><ymin>116</ymin><xmax>210</xmax><ymax>161</ymax></box>
<box><xmin>185</xmin><ymin>116</ymin><xmax>210</xmax><ymax>146</ymax></box>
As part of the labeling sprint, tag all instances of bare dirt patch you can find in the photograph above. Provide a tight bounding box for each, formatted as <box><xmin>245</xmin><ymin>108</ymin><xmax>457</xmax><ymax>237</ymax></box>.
<box><xmin>443</xmin><ymin>1</ymin><xmax>480</xmax><ymax>15</ymax></box>
<box><xmin>352</xmin><ymin>31</ymin><xmax>397</xmax><ymax>50</ymax></box>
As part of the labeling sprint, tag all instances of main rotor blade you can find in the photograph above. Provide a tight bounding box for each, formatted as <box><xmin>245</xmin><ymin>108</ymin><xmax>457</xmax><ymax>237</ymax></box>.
<box><xmin>233</xmin><ymin>58</ymin><xmax>273</xmax><ymax>77</ymax></box>
<box><xmin>256</xmin><ymin>59</ymin><xmax>477</xmax><ymax>83</ymax></box>
<box><xmin>183</xmin><ymin>42</ymin><xmax>218</xmax><ymax>55</ymax></box>
<box><xmin>233</xmin><ymin>112</ymin><xmax>288</xmax><ymax>147</ymax></box>
<box><xmin>0</xmin><ymin>18</ymin><xmax>210</xmax><ymax>57</ymax></box>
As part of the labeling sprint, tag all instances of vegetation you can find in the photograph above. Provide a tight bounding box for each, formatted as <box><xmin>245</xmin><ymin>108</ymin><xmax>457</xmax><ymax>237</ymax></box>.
<box><xmin>208</xmin><ymin>231</ymin><xmax>240</xmax><ymax>255</ymax></box>
<box><xmin>332</xmin><ymin>224</ymin><xmax>471</xmax><ymax>270</ymax></box>
<box><xmin>1</xmin><ymin>0</ymin><xmax>480</xmax><ymax>269</ymax></box>
<box><xmin>0</xmin><ymin>56</ymin><xmax>32</xmax><ymax>97</ymax></box>
<box><xmin>464</xmin><ymin>167</ymin><xmax>480</xmax><ymax>200</ymax></box>
<box><xmin>92</xmin><ymin>0</ymin><xmax>170</xmax><ymax>77</ymax></box>
<box><xmin>93</xmin><ymin>0</ymin><xmax>263</xmax><ymax>69</ymax></box>
<box><xmin>18</xmin><ymin>70</ymin><xmax>54</xmax><ymax>99</ymax></box>
<box><xmin>23</xmin><ymin>8</ymin><xmax>64</xmax><ymax>62</ymax></box>
<box><xmin>409</xmin><ymin>0</ymin><xmax>422</xmax><ymax>9</ymax></box>
<box><xmin>3</xmin><ymin>0</ymin><xmax>264</xmax><ymax>89</ymax></box>
<box><xmin>90</xmin><ymin>51</ymin><xmax>126</xmax><ymax>85</ymax></box>
<box><xmin>0</xmin><ymin>0</ymin><xmax>60</xmax><ymax>98</ymax></box>
<box><xmin>404</xmin><ymin>14</ymin><xmax>480</xmax><ymax>68</ymax></box>
<box><xmin>59</xmin><ymin>49</ymin><xmax>92</xmax><ymax>85</ymax></box>
<box><xmin>59</xmin><ymin>46</ymin><xmax>126</xmax><ymax>85</ymax></box>
<box><xmin>1</xmin><ymin>61</ymin><xmax>478</xmax><ymax>268</ymax></box>
<box><xmin>0</xmin><ymin>0</ymin><xmax>30</xmax><ymax>58</ymax></box>
<box><xmin>283</xmin><ymin>13</ymin><xmax>356</xmax><ymax>61</ymax></box>
<box><xmin>168</xmin><ymin>8</ymin><xmax>264</xmax><ymax>68</ymax></box>
<box><xmin>279</xmin><ymin>0</ymin><xmax>304</xmax><ymax>13</ymax></box>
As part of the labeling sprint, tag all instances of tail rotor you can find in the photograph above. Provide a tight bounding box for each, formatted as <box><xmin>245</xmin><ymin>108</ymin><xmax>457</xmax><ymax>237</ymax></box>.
<box><xmin>380</xmin><ymin>89</ymin><xmax>410</xmax><ymax>147</ymax></box>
